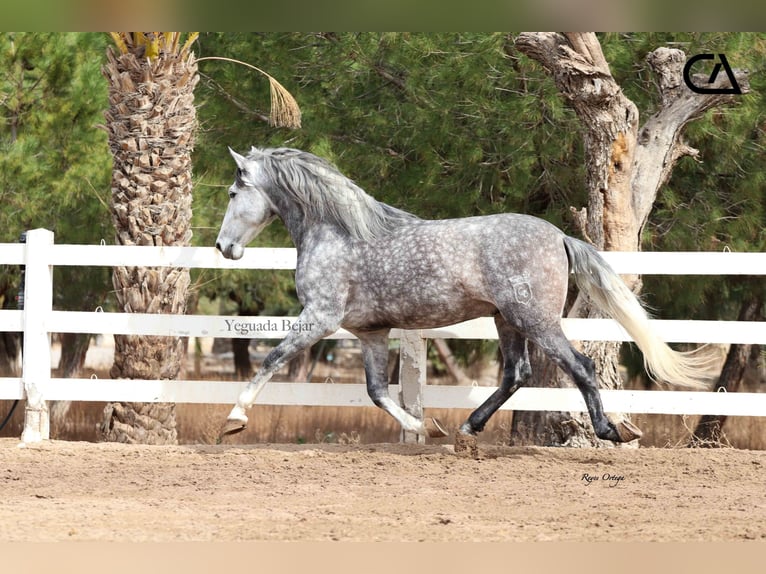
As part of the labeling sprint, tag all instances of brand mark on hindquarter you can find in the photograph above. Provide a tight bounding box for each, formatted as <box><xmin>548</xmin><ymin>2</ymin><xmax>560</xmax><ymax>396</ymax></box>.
<box><xmin>510</xmin><ymin>276</ymin><xmax>532</xmax><ymax>305</ymax></box>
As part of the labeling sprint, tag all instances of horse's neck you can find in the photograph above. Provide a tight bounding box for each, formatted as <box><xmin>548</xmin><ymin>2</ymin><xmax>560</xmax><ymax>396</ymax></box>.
<box><xmin>274</xmin><ymin>199</ymin><xmax>336</xmax><ymax>251</ymax></box>
<box><xmin>277</xmin><ymin>207</ymin><xmax>308</xmax><ymax>248</ymax></box>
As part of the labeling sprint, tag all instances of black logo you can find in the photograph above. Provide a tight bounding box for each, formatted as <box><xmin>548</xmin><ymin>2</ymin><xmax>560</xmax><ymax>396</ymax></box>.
<box><xmin>683</xmin><ymin>53</ymin><xmax>742</xmax><ymax>95</ymax></box>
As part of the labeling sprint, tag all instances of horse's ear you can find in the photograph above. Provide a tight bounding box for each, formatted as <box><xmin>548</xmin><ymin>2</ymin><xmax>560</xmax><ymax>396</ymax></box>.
<box><xmin>228</xmin><ymin>147</ymin><xmax>248</xmax><ymax>170</ymax></box>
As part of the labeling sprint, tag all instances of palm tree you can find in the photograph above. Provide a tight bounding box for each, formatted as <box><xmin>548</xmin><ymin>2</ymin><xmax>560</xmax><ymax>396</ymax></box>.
<box><xmin>99</xmin><ymin>33</ymin><xmax>300</xmax><ymax>443</ymax></box>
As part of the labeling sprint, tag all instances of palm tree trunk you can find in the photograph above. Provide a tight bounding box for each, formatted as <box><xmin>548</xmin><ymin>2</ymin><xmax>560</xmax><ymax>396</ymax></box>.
<box><xmin>99</xmin><ymin>37</ymin><xmax>198</xmax><ymax>444</ymax></box>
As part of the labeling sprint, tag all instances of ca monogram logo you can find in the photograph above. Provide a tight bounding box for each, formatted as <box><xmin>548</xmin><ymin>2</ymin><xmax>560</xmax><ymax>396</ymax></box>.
<box><xmin>683</xmin><ymin>53</ymin><xmax>742</xmax><ymax>95</ymax></box>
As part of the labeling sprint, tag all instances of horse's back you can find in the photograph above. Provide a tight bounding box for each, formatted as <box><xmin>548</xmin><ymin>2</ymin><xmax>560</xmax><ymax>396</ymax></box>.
<box><xmin>341</xmin><ymin>213</ymin><xmax>570</xmax><ymax>331</ymax></box>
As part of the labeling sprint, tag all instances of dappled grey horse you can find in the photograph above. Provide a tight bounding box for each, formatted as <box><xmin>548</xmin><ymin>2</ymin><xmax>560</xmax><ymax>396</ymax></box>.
<box><xmin>215</xmin><ymin>146</ymin><xmax>712</xmax><ymax>446</ymax></box>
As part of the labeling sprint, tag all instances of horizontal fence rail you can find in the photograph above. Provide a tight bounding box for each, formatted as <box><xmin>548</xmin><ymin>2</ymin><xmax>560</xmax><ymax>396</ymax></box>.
<box><xmin>2</xmin><ymin>380</ymin><xmax>766</xmax><ymax>418</ymax></box>
<box><xmin>2</xmin><ymin>311</ymin><xmax>764</xmax><ymax>345</ymax></box>
<box><xmin>3</xmin><ymin>242</ymin><xmax>766</xmax><ymax>273</ymax></box>
<box><xmin>1</xmin><ymin>228</ymin><xmax>764</xmax><ymax>444</ymax></box>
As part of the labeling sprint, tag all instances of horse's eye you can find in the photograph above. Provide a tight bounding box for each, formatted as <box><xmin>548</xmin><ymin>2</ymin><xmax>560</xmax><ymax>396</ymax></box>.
<box><xmin>229</xmin><ymin>190</ymin><xmax>237</xmax><ymax>199</ymax></box>
<box><xmin>235</xmin><ymin>168</ymin><xmax>248</xmax><ymax>188</ymax></box>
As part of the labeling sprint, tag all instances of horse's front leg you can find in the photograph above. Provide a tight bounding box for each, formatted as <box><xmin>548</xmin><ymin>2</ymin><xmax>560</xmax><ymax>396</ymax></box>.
<box><xmin>220</xmin><ymin>310</ymin><xmax>339</xmax><ymax>438</ymax></box>
<box><xmin>356</xmin><ymin>329</ymin><xmax>447</xmax><ymax>438</ymax></box>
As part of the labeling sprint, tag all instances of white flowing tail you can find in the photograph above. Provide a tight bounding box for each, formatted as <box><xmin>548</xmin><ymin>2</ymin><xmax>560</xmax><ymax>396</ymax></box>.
<box><xmin>563</xmin><ymin>236</ymin><xmax>717</xmax><ymax>390</ymax></box>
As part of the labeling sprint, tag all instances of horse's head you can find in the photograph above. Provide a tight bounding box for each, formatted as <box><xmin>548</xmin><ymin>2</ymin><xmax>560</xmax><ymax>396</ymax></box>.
<box><xmin>215</xmin><ymin>148</ymin><xmax>278</xmax><ymax>260</ymax></box>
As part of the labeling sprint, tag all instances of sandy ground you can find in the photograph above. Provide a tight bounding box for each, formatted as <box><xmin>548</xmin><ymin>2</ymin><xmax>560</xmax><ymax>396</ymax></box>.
<box><xmin>1</xmin><ymin>438</ymin><xmax>764</xmax><ymax>542</ymax></box>
<box><xmin>5</xmin><ymin>339</ymin><xmax>764</xmax><ymax>544</ymax></box>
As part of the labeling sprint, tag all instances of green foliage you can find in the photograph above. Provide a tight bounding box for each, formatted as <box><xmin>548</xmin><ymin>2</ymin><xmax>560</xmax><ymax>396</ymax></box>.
<box><xmin>193</xmin><ymin>33</ymin><xmax>585</xmax><ymax>226</ymax></box>
<box><xmin>640</xmin><ymin>33</ymin><xmax>766</xmax><ymax>321</ymax></box>
<box><xmin>191</xmin><ymin>33</ymin><xmax>587</xmax><ymax>321</ymax></box>
<box><xmin>0</xmin><ymin>32</ymin><xmax>112</xmax><ymax>311</ymax></box>
<box><xmin>0</xmin><ymin>33</ymin><xmax>762</xmax><ymax>346</ymax></box>
<box><xmin>190</xmin><ymin>32</ymin><xmax>764</xmax><ymax>367</ymax></box>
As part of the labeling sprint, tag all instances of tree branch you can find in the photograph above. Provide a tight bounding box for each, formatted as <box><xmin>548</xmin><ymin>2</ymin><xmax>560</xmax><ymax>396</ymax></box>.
<box><xmin>199</xmin><ymin>72</ymin><xmax>270</xmax><ymax>124</ymax></box>
<box><xmin>632</xmin><ymin>48</ymin><xmax>750</xmax><ymax>232</ymax></box>
<box><xmin>516</xmin><ymin>33</ymin><xmax>620</xmax><ymax>104</ymax></box>
<box><xmin>516</xmin><ymin>34</ymin><xmax>751</xmax><ymax>249</ymax></box>
<box><xmin>516</xmin><ymin>32</ymin><xmax>638</xmax><ymax>250</ymax></box>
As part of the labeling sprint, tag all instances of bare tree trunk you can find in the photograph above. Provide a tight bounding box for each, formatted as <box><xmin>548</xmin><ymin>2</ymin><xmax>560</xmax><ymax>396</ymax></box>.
<box><xmin>58</xmin><ymin>333</ymin><xmax>91</xmax><ymax>378</ymax></box>
<box><xmin>229</xmin><ymin>293</ymin><xmax>263</xmax><ymax>380</ymax></box>
<box><xmin>287</xmin><ymin>347</ymin><xmax>312</xmax><ymax>382</ymax></box>
<box><xmin>510</xmin><ymin>33</ymin><xmax>749</xmax><ymax>447</ymax></box>
<box><xmin>0</xmin><ymin>332</ymin><xmax>20</xmax><ymax>377</ymax></box>
<box><xmin>432</xmin><ymin>339</ymin><xmax>471</xmax><ymax>385</ymax></box>
<box><xmin>689</xmin><ymin>293</ymin><xmax>763</xmax><ymax>447</ymax></box>
<box><xmin>0</xmin><ymin>277</ymin><xmax>22</xmax><ymax>377</ymax></box>
<box><xmin>232</xmin><ymin>338</ymin><xmax>252</xmax><ymax>380</ymax></box>
<box><xmin>49</xmin><ymin>333</ymin><xmax>91</xmax><ymax>433</ymax></box>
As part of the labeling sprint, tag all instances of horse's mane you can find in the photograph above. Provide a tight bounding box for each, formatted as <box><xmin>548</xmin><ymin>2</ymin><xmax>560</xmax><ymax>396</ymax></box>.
<box><xmin>246</xmin><ymin>147</ymin><xmax>419</xmax><ymax>241</ymax></box>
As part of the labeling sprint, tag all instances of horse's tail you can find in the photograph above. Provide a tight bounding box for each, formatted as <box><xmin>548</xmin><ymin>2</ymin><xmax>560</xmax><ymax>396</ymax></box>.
<box><xmin>563</xmin><ymin>236</ymin><xmax>716</xmax><ymax>390</ymax></box>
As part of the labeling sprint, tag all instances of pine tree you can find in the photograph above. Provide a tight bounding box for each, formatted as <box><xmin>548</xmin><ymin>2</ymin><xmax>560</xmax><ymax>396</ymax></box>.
<box><xmin>0</xmin><ymin>33</ymin><xmax>111</xmax><ymax>381</ymax></box>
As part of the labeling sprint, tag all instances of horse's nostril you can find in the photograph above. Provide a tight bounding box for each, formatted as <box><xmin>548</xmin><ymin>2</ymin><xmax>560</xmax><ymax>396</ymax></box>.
<box><xmin>215</xmin><ymin>241</ymin><xmax>222</xmax><ymax>252</ymax></box>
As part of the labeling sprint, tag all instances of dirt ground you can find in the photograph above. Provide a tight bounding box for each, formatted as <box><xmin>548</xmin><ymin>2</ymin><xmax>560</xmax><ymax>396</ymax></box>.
<box><xmin>1</xmin><ymin>438</ymin><xmax>764</xmax><ymax>543</ymax></box>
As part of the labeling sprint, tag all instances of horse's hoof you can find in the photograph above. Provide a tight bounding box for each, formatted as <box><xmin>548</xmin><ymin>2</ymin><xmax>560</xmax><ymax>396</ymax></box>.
<box><xmin>454</xmin><ymin>432</ymin><xmax>478</xmax><ymax>458</ymax></box>
<box><xmin>219</xmin><ymin>418</ymin><xmax>247</xmax><ymax>440</ymax></box>
<box><xmin>425</xmin><ymin>417</ymin><xmax>448</xmax><ymax>438</ymax></box>
<box><xmin>615</xmin><ymin>419</ymin><xmax>643</xmax><ymax>442</ymax></box>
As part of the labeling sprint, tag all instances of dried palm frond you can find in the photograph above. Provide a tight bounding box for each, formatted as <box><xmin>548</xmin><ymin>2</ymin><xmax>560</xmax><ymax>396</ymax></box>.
<box><xmin>196</xmin><ymin>56</ymin><xmax>302</xmax><ymax>129</ymax></box>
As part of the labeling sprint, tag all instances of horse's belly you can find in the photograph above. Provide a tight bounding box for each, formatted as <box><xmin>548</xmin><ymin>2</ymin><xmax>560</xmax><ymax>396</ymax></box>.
<box><xmin>342</xmin><ymin>288</ymin><xmax>496</xmax><ymax>331</ymax></box>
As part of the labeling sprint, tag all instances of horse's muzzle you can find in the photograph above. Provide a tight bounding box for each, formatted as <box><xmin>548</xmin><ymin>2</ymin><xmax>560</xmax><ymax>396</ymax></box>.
<box><xmin>215</xmin><ymin>240</ymin><xmax>244</xmax><ymax>260</ymax></box>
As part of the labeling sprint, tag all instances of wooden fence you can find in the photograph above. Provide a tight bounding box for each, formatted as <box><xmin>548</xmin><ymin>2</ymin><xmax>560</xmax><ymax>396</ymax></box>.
<box><xmin>1</xmin><ymin>228</ymin><xmax>764</xmax><ymax>443</ymax></box>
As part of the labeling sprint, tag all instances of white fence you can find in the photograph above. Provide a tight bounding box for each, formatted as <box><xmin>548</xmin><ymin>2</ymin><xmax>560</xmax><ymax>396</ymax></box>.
<box><xmin>1</xmin><ymin>228</ymin><xmax>765</xmax><ymax>444</ymax></box>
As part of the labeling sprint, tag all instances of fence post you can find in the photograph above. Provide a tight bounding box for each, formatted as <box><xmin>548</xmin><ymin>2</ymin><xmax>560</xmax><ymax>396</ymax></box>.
<box><xmin>398</xmin><ymin>329</ymin><xmax>427</xmax><ymax>444</ymax></box>
<box><xmin>20</xmin><ymin>229</ymin><xmax>54</xmax><ymax>443</ymax></box>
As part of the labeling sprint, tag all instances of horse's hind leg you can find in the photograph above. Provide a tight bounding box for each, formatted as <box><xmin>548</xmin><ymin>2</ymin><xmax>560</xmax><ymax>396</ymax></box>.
<box><xmin>530</xmin><ymin>325</ymin><xmax>642</xmax><ymax>443</ymax></box>
<box><xmin>356</xmin><ymin>329</ymin><xmax>447</xmax><ymax>438</ymax></box>
<box><xmin>455</xmin><ymin>315</ymin><xmax>531</xmax><ymax>456</ymax></box>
